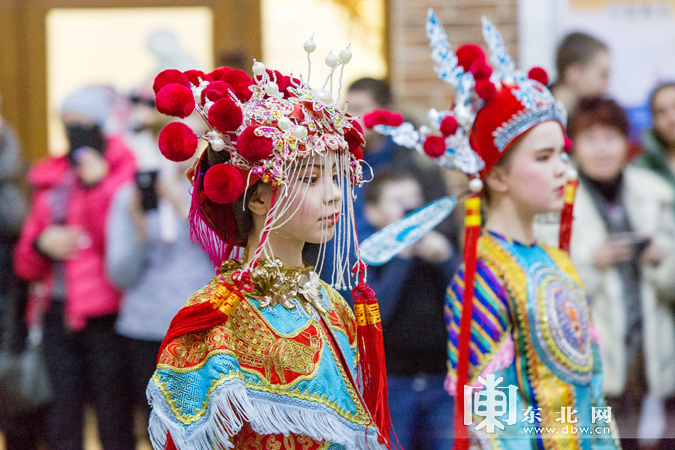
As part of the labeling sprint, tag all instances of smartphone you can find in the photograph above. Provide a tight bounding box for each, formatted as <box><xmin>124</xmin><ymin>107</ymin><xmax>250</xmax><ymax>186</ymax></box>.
<box><xmin>66</xmin><ymin>124</ymin><xmax>105</xmax><ymax>165</ymax></box>
<box><xmin>135</xmin><ymin>171</ymin><xmax>159</xmax><ymax>211</ymax></box>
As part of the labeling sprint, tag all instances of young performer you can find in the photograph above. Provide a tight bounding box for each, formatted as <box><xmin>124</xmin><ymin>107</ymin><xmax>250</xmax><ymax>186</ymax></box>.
<box><xmin>146</xmin><ymin>40</ymin><xmax>391</xmax><ymax>449</ymax></box>
<box><xmin>366</xmin><ymin>11</ymin><xmax>620</xmax><ymax>450</ymax></box>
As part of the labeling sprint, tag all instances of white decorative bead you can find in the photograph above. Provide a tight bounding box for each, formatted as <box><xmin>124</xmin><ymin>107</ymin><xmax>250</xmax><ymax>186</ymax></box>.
<box><xmin>192</xmin><ymin>86</ymin><xmax>204</xmax><ymax>103</ymax></box>
<box><xmin>278</xmin><ymin>117</ymin><xmax>292</xmax><ymax>131</ymax></box>
<box><xmin>210</xmin><ymin>138</ymin><xmax>225</xmax><ymax>152</ymax></box>
<box><xmin>252</xmin><ymin>61</ymin><xmax>266</xmax><ymax>76</ymax></box>
<box><xmin>204</xmin><ymin>100</ymin><xmax>214</xmax><ymax>114</ymax></box>
<box><xmin>264</xmin><ymin>82</ymin><xmax>279</xmax><ymax>96</ymax></box>
<box><xmin>469</xmin><ymin>178</ymin><xmax>484</xmax><ymax>193</ymax></box>
<box><xmin>419</xmin><ymin>125</ymin><xmax>430</xmax><ymax>136</ymax></box>
<box><xmin>312</xmin><ymin>88</ymin><xmax>333</xmax><ymax>104</ymax></box>
<box><xmin>339</xmin><ymin>48</ymin><xmax>352</xmax><ymax>64</ymax></box>
<box><xmin>293</xmin><ymin>125</ymin><xmax>308</xmax><ymax>140</ymax></box>
<box><xmin>325</xmin><ymin>52</ymin><xmax>338</xmax><ymax>67</ymax></box>
<box><xmin>304</xmin><ymin>39</ymin><xmax>317</xmax><ymax>53</ymax></box>
<box><xmin>567</xmin><ymin>168</ymin><xmax>578</xmax><ymax>181</ymax></box>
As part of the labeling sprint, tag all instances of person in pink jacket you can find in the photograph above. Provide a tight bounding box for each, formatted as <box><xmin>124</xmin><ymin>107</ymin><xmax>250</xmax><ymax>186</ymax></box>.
<box><xmin>14</xmin><ymin>86</ymin><xmax>137</xmax><ymax>450</ymax></box>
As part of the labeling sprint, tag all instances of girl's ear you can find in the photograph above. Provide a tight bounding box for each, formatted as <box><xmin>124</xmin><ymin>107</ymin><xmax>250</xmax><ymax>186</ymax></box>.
<box><xmin>485</xmin><ymin>166</ymin><xmax>509</xmax><ymax>194</ymax></box>
<box><xmin>247</xmin><ymin>183</ymin><xmax>273</xmax><ymax>216</ymax></box>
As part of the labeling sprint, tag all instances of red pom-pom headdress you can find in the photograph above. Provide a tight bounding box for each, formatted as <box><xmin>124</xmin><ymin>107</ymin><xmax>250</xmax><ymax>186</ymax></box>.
<box><xmin>152</xmin><ymin>38</ymin><xmax>393</xmax><ymax>449</ymax></box>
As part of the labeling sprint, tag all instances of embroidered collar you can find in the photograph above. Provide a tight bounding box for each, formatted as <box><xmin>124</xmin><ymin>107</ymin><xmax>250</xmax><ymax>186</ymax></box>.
<box><xmin>220</xmin><ymin>257</ymin><xmax>327</xmax><ymax>316</ymax></box>
<box><xmin>486</xmin><ymin>230</ymin><xmax>537</xmax><ymax>248</ymax></box>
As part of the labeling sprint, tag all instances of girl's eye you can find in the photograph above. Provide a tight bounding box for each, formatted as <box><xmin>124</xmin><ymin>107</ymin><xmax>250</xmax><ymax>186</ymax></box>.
<box><xmin>536</xmin><ymin>153</ymin><xmax>551</xmax><ymax>162</ymax></box>
<box><xmin>333</xmin><ymin>174</ymin><xmax>339</xmax><ymax>184</ymax></box>
<box><xmin>301</xmin><ymin>175</ymin><xmax>319</xmax><ymax>185</ymax></box>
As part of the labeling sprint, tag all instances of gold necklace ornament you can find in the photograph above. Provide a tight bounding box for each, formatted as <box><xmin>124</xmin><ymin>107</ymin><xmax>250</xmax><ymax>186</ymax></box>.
<box><xmin>222</xmin><ymin>254</ymin><xmax>328</xmax><ymax>316</ymax></box>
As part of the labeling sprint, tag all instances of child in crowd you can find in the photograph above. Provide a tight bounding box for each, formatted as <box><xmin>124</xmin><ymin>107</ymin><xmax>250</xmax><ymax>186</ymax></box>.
<box><xmin>549</xmin><ymin>32</ymin><xmax>611</xmax><ymax>114</ymax></box>
<box><xmin>369</xmin><ymin>11</ymin><xmax>620</xmax><ymax>449</ymax></box>
<box><xmin>145</xmin><ymin>40</ymin><xmax>392</xmax><ymax>449</ymax></box>
<box><xmin>364</xmin><ymin>170</ymin><xmax>458</xmax><ymax>450</ymax></box>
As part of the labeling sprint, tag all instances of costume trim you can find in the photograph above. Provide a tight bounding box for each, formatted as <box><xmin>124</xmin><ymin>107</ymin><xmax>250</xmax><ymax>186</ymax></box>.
<box><xmin>148</xmin><ymin>380</ymin><xmax>385</xmax><ymax>450</ymax></box>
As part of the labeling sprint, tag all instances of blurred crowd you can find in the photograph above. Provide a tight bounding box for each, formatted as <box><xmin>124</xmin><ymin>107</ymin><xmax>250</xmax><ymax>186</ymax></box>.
<box><xmin>1</xmin><ymin>27</ymin><xmax>675</xmax><ymax>450</ymax></box>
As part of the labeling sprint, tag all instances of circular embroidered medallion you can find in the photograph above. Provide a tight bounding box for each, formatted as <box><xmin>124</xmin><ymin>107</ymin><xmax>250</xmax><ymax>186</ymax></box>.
<box><xmin>528</xmin><ymin>264</ymin><xmax>592</xmax><ymax>385</ymax></box>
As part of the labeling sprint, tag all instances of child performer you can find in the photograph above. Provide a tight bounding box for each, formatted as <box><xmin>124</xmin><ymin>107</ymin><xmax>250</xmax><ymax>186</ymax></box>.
<box><xmin>145</xmin><ymin>39</ymin><xmax>391</xmax><ymax>450</ymax></box>
<box><xmin>366</xmin><ymin>11</ymin><xmax>620</xmax><ymax>450</ymax></box>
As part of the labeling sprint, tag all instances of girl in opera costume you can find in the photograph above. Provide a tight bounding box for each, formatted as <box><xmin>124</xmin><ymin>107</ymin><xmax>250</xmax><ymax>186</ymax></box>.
<box><xmin>145</xmin><ymin>38</ymin><xmax>392</xmax><ymax>450</ymax></box>
<box><xmin>367</xmin><ymin>10</ymin><xmax>621</xmax><ymax>450</ymax></box>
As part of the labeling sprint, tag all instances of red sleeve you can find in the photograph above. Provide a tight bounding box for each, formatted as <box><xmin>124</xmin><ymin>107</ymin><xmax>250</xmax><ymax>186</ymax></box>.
<box><xmin>14</xmin><ymin>191</ymin><xmax>52</xmax><ymax>282</ymax></box>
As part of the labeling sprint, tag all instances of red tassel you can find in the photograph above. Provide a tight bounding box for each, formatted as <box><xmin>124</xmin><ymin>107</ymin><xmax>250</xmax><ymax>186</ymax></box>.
<box><xmin>165</xmin><ymin>432</ymin><xmax>177</xmax><ymax>450</ymax></box>
<box><xmin>158</xmin><ymin>281</ymin><xmax>245</xmax><ymax>363</ymax></box>
<box><xmin>558</xmin><ymin>177</ymin><xmax>579</xmax><ymax>253</ymax></box>
<box><xmin>453</xmin><ymin>195</ymin><xmax>482</xmax><ymax>450</ymax></box>
<box><xmin>352</xmin><ymin>282</ymin><xmax>392</xmax><ymax>448</ymax></box>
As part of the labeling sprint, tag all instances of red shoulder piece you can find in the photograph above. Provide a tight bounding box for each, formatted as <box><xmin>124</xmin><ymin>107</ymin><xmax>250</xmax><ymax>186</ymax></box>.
<box><xmin>158</xmin><ymin>280</ymin><xmax>244</xmax><ymax>364</ymax></box>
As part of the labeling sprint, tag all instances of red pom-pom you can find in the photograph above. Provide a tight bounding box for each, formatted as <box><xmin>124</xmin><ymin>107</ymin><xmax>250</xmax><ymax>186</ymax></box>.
<box><xmin>363</xmin><ymin>110</ymin><xmax>387</xmax><ymax>129</ymax></box>
<box><xmin>153</xmin><ymin>70</ymin><xmax>190</xmax><ymax>94</ymax></box>
<box><xmin>528</xmin><ymin>67</ymin><xmax>549</xmax><ymax>86</ymax></box>
<box><xmin>475</xmin><ymin>79</ymin><xmax>498</xmax><ymax>101</ymax></box>
<box><xmin>388</xmin><ymin>112</ymin><xmax>404</xmax><ymax>127</ymax></box>
<box><xmin>470</xmin><ymin>60</ymin><xmax>493</xmax><ymax>81</ymax></box>
<box><xmin>208</xmin><ymin>67</ymin><xmax>231</xmax><ymax>81</ymax></box>
<box><xmin>183</xmin><ymin>70</ymin><xmax>212</xmax><ymax>87</ymax></box>
<box><xmin>203</xmin><ymin>164</ymin><xmax>245</xmax><ymax>204</ymax></box>
<box><xmin>423</xmin><ymin>136</ymin><xmax>446</xmax><ymax>158</ymax></box>
<box><xmin>201</xmin><ymin>81</ymin><xmax>235</xmax><ymax>104</ymax></box>
<box><xmin>219</xmin><ymin>69</ymin><xmax>254</xmax><ymax>102</ymax></box>
<box><xmin>456</xmin><ymin>44</ymin><xmax>486</xmax><ymax>72</ymax></box>
<box><xmin>237</xmin><ymin>126</ymin><xmax>274</xmax><ymax>162</ymax></box>
<box><xmin>440</xmin><ymin>116</ymin><xmax>459</xmax><ymax>137</ymax></box>
<box><xmin>353</xmin><ymin>148</ymin><xmax>364</xmax><ymax>161</ymax></box>
<box><xmin>155</xmin><ymin>84</ymin><xmax>196</xmax><ymax>118</ymax></box>
<box><xmin>208</xmin><ymin>98</ymin><xmax>244</xmax><ymax>133</ymax></box>
<box><xmin>564</xmin><ymin>136</ymin><xmax>573</xmax><ymax>152</ymax></box>
<box><xmin>158</xmin><ymin>122</ymin><xmax>199</xmax><ymax>162</ymax></box>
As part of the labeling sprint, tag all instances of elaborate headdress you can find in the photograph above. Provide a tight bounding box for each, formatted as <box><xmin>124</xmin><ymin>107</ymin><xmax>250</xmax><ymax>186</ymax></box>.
<box><xmin>152</xmin><ymin>38</ymin><xmax>392</xmax><ymax>446</ymax></box>
<box><xmin>363</xmin><ymin>10</ymin><xmax>577</xmax><ymax>449</ymax></box>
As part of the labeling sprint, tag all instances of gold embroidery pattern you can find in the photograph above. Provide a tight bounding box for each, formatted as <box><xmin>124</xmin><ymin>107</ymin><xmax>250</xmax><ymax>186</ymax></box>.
<box><xmin>479</xmin><ymin>235</ymin><xmax>579</xmax><ymax>450</ymax></box>
<box><xmin>152</xmin><ymin>369</ymin><xmax>244</xmax><ymax>425</ymax></box>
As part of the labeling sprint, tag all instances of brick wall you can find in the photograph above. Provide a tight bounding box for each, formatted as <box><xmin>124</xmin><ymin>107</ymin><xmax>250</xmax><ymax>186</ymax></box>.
<box><xmin>388</xmin><ymin>0</ymin><xmax>518</xmax><ymax>114</ymax></box>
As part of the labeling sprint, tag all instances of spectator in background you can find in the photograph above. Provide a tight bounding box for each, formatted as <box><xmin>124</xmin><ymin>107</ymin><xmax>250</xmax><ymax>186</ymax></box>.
<box><xmin>0</xmin><ymin>94</ymin><xmax>44</xmax><ymax>450</ymax></box>
<box><xmin>537</xmin><ymin>97</ymin><xmax>675</xmax><ymax>449</ymax></box>
<box><xmin>635</xmin><ymin>82</ymin><xmax>675</xmax><ymax>191</ymax></box>
<box><xmin>106</xmin><ymin>92</ymin><xmax>214</xmax><ymax>431</ymax></box>
<box><xmin>13</xmin><ymin>86</ymin><xmax>137</xmax><ymax>450</ymax></box>
<box><xmin>550</xmin><ymin>32</ymin><xmax>610</xmax><ymax>114</ymax></box>
<box><xmin>364</xmin><ymin>171</ymin><xmax>458</xmax><ymax>450</ymax></box>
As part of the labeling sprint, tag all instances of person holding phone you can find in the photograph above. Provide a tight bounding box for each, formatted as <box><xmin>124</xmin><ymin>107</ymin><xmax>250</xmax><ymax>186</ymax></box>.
<box><xmin>105</xmin><ymin>91</ymin><xmax>214</xmax><ymax>433</ymax></box>
<box><xmin>536</xmin><ymin>97</ymin><xmax>675</xmax><ymax>449</ymax></box>
<box><xmin>13</xmin><ymin>85</ymin><xmax>137</xmax><ymax>450</ymax></box>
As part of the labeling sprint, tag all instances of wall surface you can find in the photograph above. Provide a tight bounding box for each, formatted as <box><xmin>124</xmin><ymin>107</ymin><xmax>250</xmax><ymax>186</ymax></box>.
<box><xmin>0</xmin><ymin>0</ymin><xmax>261</xmax><ymax>163</ymax></box>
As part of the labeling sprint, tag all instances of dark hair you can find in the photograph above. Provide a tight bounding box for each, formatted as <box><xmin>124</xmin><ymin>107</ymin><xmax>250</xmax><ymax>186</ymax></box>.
<box><xmin>364</xmin><ymin>170</ymin><xmax>417</xmax><ymax>204</ymax></box>
<box><xmin>555</xmin><ymin>32</ymin><xmax>608</xmax><ymax>83</ymax></box>
<box><xmin>347</xmin><ymin>78</ymin><xmax>392</xmax><ymax>108</ymax></box>
<box><xmin>567</xmin><ymin>96</ymin><xmax>629</xmax><ymax>140</ymax></box>
<box><xmin>649</xmin><ymin>81</ymin><xmax>675</xmax><ymax>116</ymax></box>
